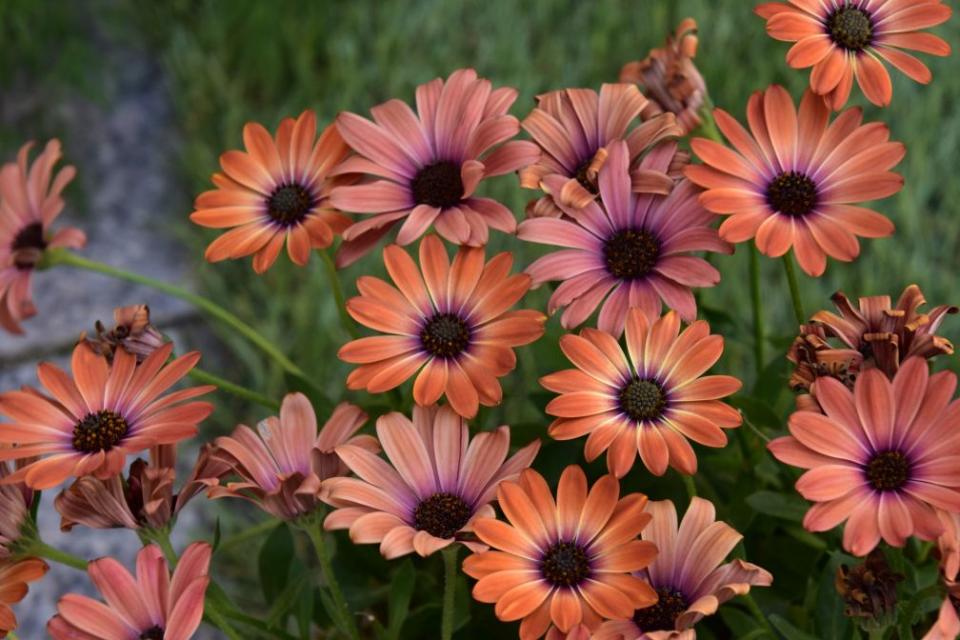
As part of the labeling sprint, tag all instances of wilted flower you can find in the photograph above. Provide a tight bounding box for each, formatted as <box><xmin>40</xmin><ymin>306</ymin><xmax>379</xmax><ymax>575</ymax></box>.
<box><xmin>769</xmin><ymin>358</ymin><xmax>960</xmax><ymax>556</ymax></box>
<box><xmin>463</xmin><ymin>466</ymin><xmax>658</xmax><ymax>639</ymax></box>
<box><xmin>835</xmin><ymin>549</ymin><xmax>903</xmax><ymax>630</ymax></box>
<box><xmin>686</xmin><ymin>86</ymin><xmax>902</xmax><ymax>276</ymax></box>
<box><xmin>207</xmin><ymin>393</ymin><xmax>373</xmax><ymax>521</ymax></box>
<box><xmin>0</xmin><ymin>460</ymin><xmax>34</xmax><ymax>558</ymax></box>
<box><xmin>519</xmin><ymin>83</ymin><xmax>682</xmax><ymax>218</ymax></box>
<box><xmin>55</xmin><ymin>444</ymin><xmax>228</xmax><ymax>532</ymax></box>
<box><xmin>0</xmin><ymin>557</ymin><xmax>47</xmax><ymax>638</ymax></box>
<box><xmin>786</xmin><ymin>323</ymin><xmax>861</xmax><ymax>411</ymax></box>
<box><xmin>330</xmin><ymin>68</ymin><xmax>539</xmax><ymax>264</ymax></box>
<box><xmin>596</xmin><ymin>497</ymin><xmax>772</xmax><ymax>639</ymax></box>
<box><xmin>0</xmin><ymin>139</ymin><xmax>85</xmax><ymax>334</ymax></box>
<box><xmin>81</xmin><ymin>304</ymin><xmax>166</xmax><ymax>363</ymax></box>
<box><xmin>620</xmin><ymin>18</ymin><xmax>707</xmax><ymax>135</ymax></box>
<box><xmin>756</xmin><ymin>0</ymin><xmax>952</xmax><ymax>109</ymax></box>
<box><xmin>323</xmin><ymin>404</ymin><xmax>539</xmax><ymax>558</ymax></box>
<box><xmin>0</xmin><ymin>342</ymin><xmax>213</xmax><ymax>489</ymax></box>
<box><xmin>47</xmin><ymin>542</ymin><xmax>211</xmax><ymax>640</ymax></box>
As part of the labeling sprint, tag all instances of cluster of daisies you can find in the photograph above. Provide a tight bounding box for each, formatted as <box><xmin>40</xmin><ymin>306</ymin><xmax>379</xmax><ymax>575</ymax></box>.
<box><xmin>0</xmin><ymin>1</ymin><xmax>955</xmax><ymax>639</ymax></box>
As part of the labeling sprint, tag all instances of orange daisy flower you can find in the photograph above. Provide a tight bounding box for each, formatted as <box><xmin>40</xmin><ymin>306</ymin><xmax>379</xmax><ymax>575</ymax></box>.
<box><xmin>686</xmin><ymin>85</ymin><xmax>902</xmax><ymax>276</ymax></box>
<box><xmin>595</xmin><ymin>498</ymin><xmax>772</xmax><ymax>639</ymax></box>
<box><xmin>190</xmin><ymin>110</ymin><xmax>351</xmax><ymax>273</ymax></box>
<box><xmin>769</xmin><ymin>357</ymin><xmax>960</xmax><ymax>556</ymax></box>
<box><xmin>206</xmin><ymin>393</ymin><xmax>373</xmax><ymax>521</ymax></box>
<box><xmin>756</xmin><ymin>0</ymin><xmax>952</xmax><ymax>109</ymax></box>
<box><xmin>330</xmin><ymin>69</ymin><xmax>539</xmax><ymax>264</ymax></box>
<box><xmin>0</xmin><ymin>139</ymin><xmax>85</xmax><ymax>334</ymax></box>
<box><xmin>0</xmin><ymin>557</ymin><xmax>48</xmax><ymax>638</ymax></box>
<box><xmin>620</xmin><ymin>18</ymin><xmax>708</xmax><ymax>136</ymax></box>
<box><xmin>323</xmin><ymin>404</ymin><xmax>539</xmax><ymax>559</ymax></box>
<box><xmin>519</xmin><ymin>84</ymin><xmax>682</xmax><ymax>218</ymax></box>
<box><xmin>463</xmin><ymin>466</ymin><xmax>658</xmax><ymax>639</ymax></box>
<box><xmin>925</xmin><ymin>589</ymin><xmax>960</xmax><ymax>640</ymax></box>
<box><xmin>0</xmin><ymin>342</ymin><xmax>213</xmax><ymax>489</ymax></box>
<box><xmin>338</xmin><ymin>235</ymin><xmax>546</xmax><ymax>419</ymax></box>
<box><xmin>48</xmin><ymin>542</ymin><xmax>211</xmax><ymax>640</ymax></box>
<box><xmin>542</xmin><ymin>309</ymin><xmax>741</xmax><ymax>478</ymax></box>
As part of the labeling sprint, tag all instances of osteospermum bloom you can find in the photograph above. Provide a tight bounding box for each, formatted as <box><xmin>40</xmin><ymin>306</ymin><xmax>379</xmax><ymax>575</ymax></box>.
<box><xmin>519</xmin><ymin>141</ymin><xmax>729</xmax><ymax>335</ymax></box>
<box><xmin>0</xmin><ymin>139</ymin><xmax>85</xmax><ymax>333</ymax></box>
<box><xmin>47</xmin><ymin>542</ymin><xmax>211</xmax><ymax>640</ymax></box>
<box><xmin>620</xmin><ymin>18</ymin><xmax>708</xmax><ymax>136</ymax></box>
<box><xmin>520</xmin><ymin>84</ymin><xmax>682</xmax><ymax>218</ymax></box>
<box><xmin>756</xmin><ymin>0</ymin><xmax>952</xmax><ymax>109</ymax></box>
<box><xmin>330</xmin><ymin>68</ymin><xmax>539</xmax><ymax>263</ymax></box>
<box><xmin>924</xmin><ymin>586</ymin><xmax>960</xmax><ymax>640</ymax></box>
<box><xmin>543</xmin><ymin>309</ymin><xmax>741</xmax><ymax>477</ymax></box>
<box><xmin>811</xmin><ymin>285</ymin><xmax>957</xmax><ymax>377</ymax></box>
<box><xmin>55</xmin><ymin>443</ymin><xmax>228</xmax><ymax>532</ymax></box>
<box><xmin>0</xmin><ymin>558</ymin><xmax>47</xmax><ymax>638</ymax></box>
<box><xmin>207</xmin><ymin>393</ymin><xmax>372</xmax><ymax>521</ymax></box>
<box><xmin>686</xmin><ymin>85</ymin><xmax>902</xmax><ymax>276</ymax></box>
<box><xmin>463</xmin><ymin>466</ymin><xmax>658</xmax><ymax>639</ymax></box>
<box><xmin>323</xmin><ymin>404</ymin><xmax>539</xmax><ymax>558</ymax></box>
<box><xmin>190</xmin><ymin>110</ymin><xmax>351</xmax><ymax>273</ymax></box>
<box><xmin>0</xmin><ymin>342</ymin><xmax>213</xmax><ymax>489</ymax></box>
<box><xmin>82</xmin><ymin>304</ymin><xmax>166</xmax><ymax>363</ymax></box>
<box><xmin>769</xmin><ymin>357</ymin><xmax>960</xmax><ymax>556</ymax></box>
<box><xmin>595</xmin><ymin>498</ymin><xmax>772</xmax><ymax>639</ymax></box>
<box><xmin>338</xmin><ymin>235</ymin><xmax>546</xmax><ymax>418</ymax></box>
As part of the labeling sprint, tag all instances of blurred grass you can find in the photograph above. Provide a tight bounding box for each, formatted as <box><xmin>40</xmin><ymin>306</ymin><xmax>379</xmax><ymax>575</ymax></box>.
<box><xmin>3</xmin><ymin>0</ymin><xmax>959</xmax><ymax>635</ymax></box>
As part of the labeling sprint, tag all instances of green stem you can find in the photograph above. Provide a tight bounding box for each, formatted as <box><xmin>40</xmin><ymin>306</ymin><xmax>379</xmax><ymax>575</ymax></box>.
<box><xmin>749</xmin><ymin>245</ymin><xmax>765</xmax><ymax>374</ymax></box>
<box><xmin>31</xmin><ymin>540</ymin><xmax>88</xmax><ymax>571</ymax></box>
<box><xmin>781</xmin><ymin>253</ymin><xmax>806</xmax><ymax>326</ymax></box>
<box><xmin>217</xmin><ymin>519</ymin><xmax>281</xmax><ymax>554</ymax></box>
<box><xmin>304</xmin><ymin>518</ymin><xmax>359</xmax><ymax>640</ymax></box>
<box><xmin>45</xmin><ymin>249</ymin><xmax>306</xmax><ymax>377</ymax></box>
<box><xmin>742</xmin><ymin>593</ymin><xmax>774</xmax><ymax>636</ymax></box>
<box><xmin>204</xmin><ymin>598</ymin><xmax>245</xmax><ymax>640</ymax></box>
<box><xmin>868</xmin><ymin>630</ymin><xmax>886</xmax><ymax>640</ymax></box>
<box><xmin>188</xmin><ymin>367</ymin><xmax>280</xmax><ymax>411</ymax></box>
<box><xmin>442</xmin><ymin>545</ymin><xmax>460</xmax><ymax>640</ymax></box>
<box><xmin>320</xmin><ymin>250</ymin><xmax>358</xmax><ymax>339</ymax></box>
<box><xmin>681</xmin><ymin>474</ymin><xmax>697</xmax><ymax>499</ymax></box>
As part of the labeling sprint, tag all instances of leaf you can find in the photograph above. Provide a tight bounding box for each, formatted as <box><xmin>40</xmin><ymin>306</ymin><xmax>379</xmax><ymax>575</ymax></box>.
<box><xmin>266</xmin><ymin>569</ymin><xmax>308</xmax><ymax>628</ymax></box>
<box><xmin>258</xmin><ymin>522</ymin><xmax>294</xmax><ymax>604</ymax></box>
<box><xmin>816</xmin><ymin>552</ymin><xmax>853</xmax><ymax>639</ymax></box>
<box><xmin>769</xmin><ymin>614</ymin><xmax>820</xmax><ymax>640</ymax></box>
<box><xmin>386</xmin><ymin>560</ymin><xmax>416</xmax><ymax>640</ymax></box>
<box><xmin>317</xmin><ymin>587</ymin><xmax>350</xmax><ymax>636</ymax></box>
<box><xmin>746</xmin><ymin>491</ymin><xmax>809</xmax><ymax>522</ymax></box>
<box><xmin>297</xmin><ymin>585</ymin><xmax>314</xmax><ymax>640</ymax></box>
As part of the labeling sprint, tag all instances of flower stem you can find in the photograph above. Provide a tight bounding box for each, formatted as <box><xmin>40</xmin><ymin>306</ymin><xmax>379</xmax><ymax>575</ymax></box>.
<box><xmin>204</xmin><ymin>598</ymin><xmax>245</xmax><ymax>640</ymax></box>
<box><xmin>742</xmin><ymin>593</ymin><xmax>774</xmax><ymax>636</ymax></box>
<box><xmin>781</xmin><ymin>253</ymin><xmax>806</xmax><ymax>326</ymax></box>
<box><xmin>303</xmin><ymin>517</ymin><xmax>359</xmax><ymax>640</ymax></box>
<box><xmin>30</xmin><ymin>540</ymin><xmax>88</xmax><ymax>571</ymax></box>
<box><xmin>217</xmin><ymin>519</ymin><xmax>281</xmax><ymax>554</ymax></box>
<box><xmin>748</xmin><ymin>245</ymin><xmax>765</xmax><ymax>374</ymax></box>
<box><xmin>442</xmin><ymin>545</ymin><xmax>460</xmax><ymax>640</ymax></box>
<box><xmin>188</xmin><ymin>367</ymin><xmax>280</xmax><ymax>411</ymax></box>
<box><xmin>681</xmin><ymin>474</ymin><xmax>697</xmax><ymax>500</ymax></box>
<box><xmin>45</xmin><ymin>249</ymin><xmax>306</xmax><ymax>377</ymax></box>
<box><xmin>320</xmin><ymin>250</ymin><xmax>358</xmax><ymax>339</ymax></box>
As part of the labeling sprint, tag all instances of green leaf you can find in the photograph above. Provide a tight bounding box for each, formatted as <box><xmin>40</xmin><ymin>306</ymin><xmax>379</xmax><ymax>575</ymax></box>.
<box><xmin>816</xmin><ymin>552</ymin><xmax>853</xmax><ymax>639</ymax></box>
<box><xmin>746</xmin><ymin>490</ymin><xmax>809</xmax><ymax>522</ymax></box>
<box><xmin>386</xmin><ymin>560</ymin><xmax>416</xmax><ymax>640</ymax></box>
<box><xmin>297</xmin><ymin>585</ymin><xmax>314</xmax><ymax>640</ymax></box>
<box><xmin>258</xmin><ymin>522</ymin><xmax>294</xmax><ymax>604</ymax></box>
<box><xmin>769</xmin><ymin>614</ymin><xmax>820</xmax><ymax>640</ymax></box>
<box><xmin>266</xmin><ymin>569</ymin><xmax>308</xmax><ymax>628</ymax></box>
<box><xmin>317</xmin><ymin>587</ymin><xmax>350</xmax><ymax>636</ymax></box>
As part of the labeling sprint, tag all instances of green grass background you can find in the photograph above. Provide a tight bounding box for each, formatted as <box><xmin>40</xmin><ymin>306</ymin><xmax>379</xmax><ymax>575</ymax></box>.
<box><xmin>3</xmin><ymin>0</ymin><xmax>959</xmax><ymax>637</ymax></box>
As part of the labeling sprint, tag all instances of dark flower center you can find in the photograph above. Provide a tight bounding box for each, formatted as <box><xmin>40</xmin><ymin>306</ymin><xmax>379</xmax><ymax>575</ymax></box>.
<box><xmin>420</xmin><ymin>313</ymin><xmax>471</xmax><ymax>359</ymax></box>
<box><xmin>574</xmin><ymin>158</ymin><xmax>598</xmax><ymax>195</ymax></box>
<box><xmin>412</xmin><ymin>161</ymin><xmax>464</xmax><ymax>208</ymax></box>
<box><xmin>267</xmin><ymin>184</ymin><xmax>315</xmax><ymax>226</ymax></box>
<box><xmin>767</xmin><ymin>171</ymin><xmax>818</xmax><ymax>217</ymax></box>
<box><xmin>139</xmin><ymin>627</ymin><xmax>164</xmax><ymax>640</ymax></box>
<box><xmin>541</xmin><ymin>541</ymin><xmax>591</xmax><ymax>587</ymax></box>
<box><xmin>619</xmin><ymin>378</ymin><xmax>667</xmax><ymax>422</ymax></box>
<box><xmin>827</xmin><ymin>6</ymin><xmax>873</xmax><ymax>51</ymax></box>
<box><xmin>633</xmin><ymin>587</ymin><xmax>689</xmax><ymax>631</ymax></box>
<box><xmin>11</xmin><ymin>222</ymin><xmax>47</xmax><ymax>269</ymax></box>
<box><xmin>865</xmin><ymin>451</ymin><xmax>910</xmax><ymax>491</ymax></box>
<box><xmin>413</xmin><ymin>492</ymin><xmax>472</xmax><ymax>539</ymax></box>
<box><xmin>73</xmin><ymin>410</ymin><xmax>129</xmax><ymax>453</ymax></box>
<box><xmin>604</xmin><ymin>229</ymin><xmax>660</xmax><ymax>280</ymax></box>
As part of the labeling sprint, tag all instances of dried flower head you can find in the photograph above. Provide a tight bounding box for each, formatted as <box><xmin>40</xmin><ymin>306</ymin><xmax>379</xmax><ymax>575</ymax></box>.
<box><xmin>81</xmin><ymin>304</ymin><xmax>166</xmax><ymax>363</ymax></box>
<box><xmin>835</xmin><ymin>549</ymin><xmax>903</xmax><ymax>630</ymax></box>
